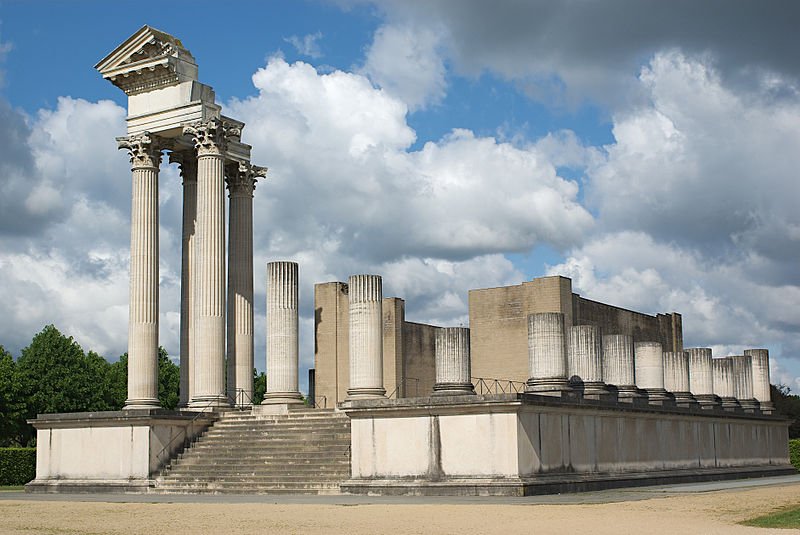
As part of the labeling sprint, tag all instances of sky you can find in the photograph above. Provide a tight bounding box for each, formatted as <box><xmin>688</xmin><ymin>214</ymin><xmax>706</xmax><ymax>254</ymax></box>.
<box><xmin>0</xmin><ymin>0</ymin><xmax>799</xmax><ymax>395</ymax></box>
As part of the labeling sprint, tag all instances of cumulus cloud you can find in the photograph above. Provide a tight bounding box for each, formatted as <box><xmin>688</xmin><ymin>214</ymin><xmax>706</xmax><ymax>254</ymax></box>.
<box><xmin>361</xmin><ymin>0</ymin><xmax>800</xmax><ymax>108</ymax></box>
<box><xmin>361</xmin><ymin>23</ymin><xmax>448</xmax><ymax>111</ymax></box>
<box><xmin>284</xmin><ymin>32</ymin><xmax>323</xmax><ymax>59</ymax></box>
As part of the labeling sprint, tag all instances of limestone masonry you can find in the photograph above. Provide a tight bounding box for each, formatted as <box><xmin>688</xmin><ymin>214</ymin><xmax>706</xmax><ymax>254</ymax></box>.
<box><xmin>25</xmin><ymin>26</ymin><xmax>793</xmax><ymax>497</ymax></box>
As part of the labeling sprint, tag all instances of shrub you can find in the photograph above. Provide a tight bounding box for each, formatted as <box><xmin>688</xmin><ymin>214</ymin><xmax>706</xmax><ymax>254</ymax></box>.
<box><xmin>0</xmin><ymin>448</ymin><xmax>36</xmax><ymax>485</ymax></box>
<box><xmin>789</xmin><ymin>439</ymin><xmax>800</xmax><ymax>472</ymax></box>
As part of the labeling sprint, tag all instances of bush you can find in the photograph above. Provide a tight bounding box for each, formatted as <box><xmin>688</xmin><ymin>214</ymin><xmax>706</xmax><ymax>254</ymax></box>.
<box><xmin>790</xmin><ymin>439</ymin><xmax>800</xmax><ymax>472</ymax></box>
<box><xmin>0</xmin><ymin>447</ymin><xmax>36</xmax><ymax>485</ymax></box>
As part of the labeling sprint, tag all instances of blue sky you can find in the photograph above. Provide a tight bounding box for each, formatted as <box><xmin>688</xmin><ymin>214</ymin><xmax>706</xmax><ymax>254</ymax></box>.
<box><xmin>1</xmin><ymin>1</ymin><xmax>799</xmax><ymax>393</ymax></box>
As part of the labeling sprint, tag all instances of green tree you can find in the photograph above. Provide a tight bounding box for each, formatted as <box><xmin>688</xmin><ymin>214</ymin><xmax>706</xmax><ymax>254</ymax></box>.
<box><xmin>14</xmin><ymin>325</ymin><xmax>111</xmax><ymax>445</ymax></box>
<box><xmin>772</xmin><ymin>384</ymin><xmax>800</xmax><ymax>438</ymax></box>
<box><xmin>0</xmin><ymin>346</ymin><xmax>24</xmax><ymax>446</ymax></box>
<box><xmin>111</xmin><ymin>348</ymin><xmax>180</xmax><ymax>410</ymax></box>
<box><xmin>253</xmin><ymin>370</ymin><xmax>266</xmax><ymax>405</ymax></box>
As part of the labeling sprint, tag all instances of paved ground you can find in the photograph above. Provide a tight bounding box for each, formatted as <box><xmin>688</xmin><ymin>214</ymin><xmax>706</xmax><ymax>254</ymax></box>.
<box><xmin>1</xmin><ymin>475</ymin><xmax>799</xmax><ymax>534</ymax></box>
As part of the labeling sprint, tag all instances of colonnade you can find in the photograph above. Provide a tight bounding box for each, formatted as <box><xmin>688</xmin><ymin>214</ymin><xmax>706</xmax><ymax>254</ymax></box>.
<box><xmin>524</xmin><ymin>311</ymin><xmax>774</xmax><ymax>413</ymax></box>
<box><xmin>118</xmin><ymin>120</ymin><xmax>266</xmax><ymax>409</ymax></box>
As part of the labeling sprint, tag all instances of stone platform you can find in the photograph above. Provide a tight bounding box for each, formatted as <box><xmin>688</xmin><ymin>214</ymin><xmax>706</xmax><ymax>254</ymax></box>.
<box><xmin>26</xmin><ymin>409</ymin><xmax>217</xmax><ymax>493</ymax></box>
<box><xmin>341</xmin><ymin>394</ymin><xmax>794</xmax><ymax>496</ymax></box>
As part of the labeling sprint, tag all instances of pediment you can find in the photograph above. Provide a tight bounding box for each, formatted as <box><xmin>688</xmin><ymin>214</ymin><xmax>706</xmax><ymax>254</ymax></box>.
<box><xmin>95</xmin><ymin>25</ymin><xmax>198</xmax><ymax>95</ymax></box>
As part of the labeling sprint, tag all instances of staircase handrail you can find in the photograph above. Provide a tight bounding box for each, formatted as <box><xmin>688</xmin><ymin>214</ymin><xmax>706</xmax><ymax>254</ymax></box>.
<box><xmin>229</xmin><ymin>388</ymin><xmax>254</xmax><ymax>409</ymax></box>
<box><xmin>387</xmin><ymin>377</ymin><xmax>420</xmax><ymax>399</ymax></box>
<box><xmin>154</xmin><ymin>398</ymin><xmax>220</xmax><ymax>472</ymax></box>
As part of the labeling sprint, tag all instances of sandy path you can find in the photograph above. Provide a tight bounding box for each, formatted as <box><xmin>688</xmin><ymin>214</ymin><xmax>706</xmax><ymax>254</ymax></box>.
<box><xmin>1</xmin><ymin>484</ymin><xmax>799</xmax><ymax>535</ymax></box>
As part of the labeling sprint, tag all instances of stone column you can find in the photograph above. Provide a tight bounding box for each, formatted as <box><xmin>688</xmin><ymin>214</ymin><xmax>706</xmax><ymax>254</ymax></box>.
<box><xmin>347</xmin><ymin>274</ymin><xmax>386</xmax><ymax>400</ymax></box>
<box><xmin>687</xmin><ymin>347</ymin><xmax>718</xmax><ymax>409</ymax></box>
<box><xmin>731</xmin><ymin>355</ymin><xmax>759</xmax><ymax>412</ymax></box>
<box><xmin>525</xmin><ymin>312</ymin><xmax>571</xmax><ymax>395</ymax></box>
<box><xmin>170</xmin><ymin>152</ymin><xmax>197</xmax><ymax>408</ymax></box>
<box><xmin>184</xmin><ymin>119</ymin><xmax>228</xmax><ymax>408</ymax></box>
<box><xmin>225</xmin><ymin>163</ymin><xmax>266</xmax><ymax>407</ymax></box>
<box><xmin>712</xmin><ymin>357</ymin><xmax>740</xmax><ymax>410</ymax></box>
<box><xmin>433</xmin><ymin>327</ymin><xmax>475</xmax><ymax>396</ymax></box>
<box><xmin>567</xmin><ymin>325</ymin><xmax>609</xmax><ymax>398</ymax></box>
<box><xmin>602</xmin><ymin>334</ymin><xmax>640</xmax><ymax>401</ymax></box>
<box><xmin>264</xmin><ymin>261</ymin><xmax>304</xmax><ymax>404</ymax></box>
<box><xmin>634</xmin><ymin>341</ymin><xmax>670</xmax><ymax>404</ymax></box>
<box><xmin>118</xmin><ymin>133</ymin><xmax>162</xmax><ymax>409</ymax></box>
<box><xmin>745</xmin><ymin>348</ymin><xmax>774</xmax><ymax>413</ymax></box>
<box><xmin>663</xmin><ymin>351</ymin><xmax>696</xmax><ymax>407</ymax></box>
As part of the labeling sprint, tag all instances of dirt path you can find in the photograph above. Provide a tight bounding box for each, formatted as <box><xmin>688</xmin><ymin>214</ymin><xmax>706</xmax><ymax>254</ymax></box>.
<box><xmin>1</xmin><ymin>484</ymin><xmax>799</xmax><ymax>535</ymax></box>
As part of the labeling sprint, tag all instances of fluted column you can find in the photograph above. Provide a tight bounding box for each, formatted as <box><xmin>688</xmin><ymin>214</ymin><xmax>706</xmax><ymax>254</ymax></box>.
<box><xmin>634</xmin><ymin>341</ymin><xmax>670</xmax><ymax>404</ymax></box>
<box><xmin>664</xmin><ymin>351</ymin><xmax>696</xmax><ymax>406</ymax></box>
<box><xmin>745</xmin><ymin>348</ymin><xmax>774</xmax><ymax>413</ymax></box>
<box><xmin>567</xmin><ymin>325</ymin><xmax>608</xmax><ymax>398</ymax></box>
<box><xmin>433</xmin><ymin>327</ymin><xmax>475</xmax><ymax>396</ymax></box>
<box><xmin>118</xmin><ymin>133</ymin><xmax>162</xmax><ymax>409</ymax></box>
<box><xmin>687</xmin><ymin>347</ymin><xmax>718</xmax><ymax>409</ymax></box>
<box><xmin>225</xmin><ymin>163</ymin><xmax>266</xmax><ymax>407</ymax></box>
<box><xmin>347</xmin><ymin>274</ymin><xmax>386</xmax><ymax>400</ymax></box>
<box><xmin>170</xmin><ymin>152</ymin><xmax>197</xmax><ymax>408</ymax></box>
<box><xmin>602</xmin><ymin>334</ymin><xmax>640</xmax><ymax>401</ymax></box>
<box><xmin>525</xmin><ymin>312</ymin><xmax>571</xmax><ymax>395</ymax></box>
<box><xmin>731</xmin><ymin>354</ymin><xmax>759</xmax><ymax>412</ymax></box>
<box><xmin>265</xmin><ymin>261</ymin><xmax>304</xmax><ymax>404</ymax></box>
<box><xmin>712</xmin><ymin>357</ymin><xmax>740</xmax><ymax>410</ymax></box>
<box><xmin>184</xmin><ymin>119</ymin><xmax>228</xmax><ymax>408</ymax></box>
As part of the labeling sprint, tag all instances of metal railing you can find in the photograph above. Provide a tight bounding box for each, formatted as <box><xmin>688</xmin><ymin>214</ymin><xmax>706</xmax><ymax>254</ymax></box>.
<box><xmin>228</xmin><ymin>388</ymin><xmax>254</xmax><ymax>409</ymax></box>
<box><xmin>154</xmin><ymin>397</ymin><xmax>220</xmax><ymax>473</ymax></box>
<box><xmin>310</xmin><ymin>395</ymin><xmax>327</xmax><ymax>409</ymax></box>
<box><xmin>471</xmin><ymin>377</ymin><xmax>527</xmax><ymax>396</ymax></box>
<box><xmin>387</xmin><ymin>377</ymin><xmax>421</xmax><ymax>399</ymax></box>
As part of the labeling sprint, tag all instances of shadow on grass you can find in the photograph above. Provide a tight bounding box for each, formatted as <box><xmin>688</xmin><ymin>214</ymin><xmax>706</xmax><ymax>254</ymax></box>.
<box><xmin>742</xmin><ymin>504</ymin><xmax>800</xmax><ymax>529</ymax></box>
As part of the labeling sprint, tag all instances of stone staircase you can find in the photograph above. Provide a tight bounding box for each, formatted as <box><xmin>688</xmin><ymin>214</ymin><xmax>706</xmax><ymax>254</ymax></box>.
<box><xmin>154</xmin><ymin>408</ymin><xmax>351</xmax><ymax>495</ymax></box>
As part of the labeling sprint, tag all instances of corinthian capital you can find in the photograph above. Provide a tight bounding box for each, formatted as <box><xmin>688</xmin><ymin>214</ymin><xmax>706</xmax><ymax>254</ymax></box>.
<box><xmin>226</xmin><ymin>162</ymin><xmax>268</xmax><ymax>197</ymax></box>
<box><xmin>117</xmin><ymin>132</ymin><xmax>163</xmax><ymax>169</ymax></box>
<box><xmin>184</xmin><ymin>118</ymin><xmax>241</xmax><ymax>157</ymax></box>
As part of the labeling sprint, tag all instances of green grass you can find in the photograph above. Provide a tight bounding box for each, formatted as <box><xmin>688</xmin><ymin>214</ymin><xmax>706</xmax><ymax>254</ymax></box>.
<box><xmin>742</xmin><ymin>505</ymin><xmax>800</xmax><ymax>529</ymax></box>
<box><xmin>0</xmin><ymin>486</ymin><xmax>24</xmax><ymax>492</ymax></box>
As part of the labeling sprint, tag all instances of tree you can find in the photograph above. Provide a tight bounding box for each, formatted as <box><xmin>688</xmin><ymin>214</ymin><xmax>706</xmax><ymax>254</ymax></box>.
<box><xmin>111</xmin><ymin>348</ymin><xmax>180</xmax><ymax>410</ymax></box>
<box><xmin>253</xmin><ymin>370</ymin><xmax>267</xmax><ymax>405</ymax></box>
<box><xmin>0</xmin><ymin>346</ymin><xmax>23</xmax><ymax>446</ymax></box>
<box><xmin>771</xmin><ymin>384</ymin><xmax>800</xmax><ymax>438</ymax></box>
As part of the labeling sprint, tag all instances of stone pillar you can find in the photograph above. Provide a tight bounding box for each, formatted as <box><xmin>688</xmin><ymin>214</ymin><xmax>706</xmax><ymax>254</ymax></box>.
<box><xmin>118</xmin><ymin>133</ymin><xmax>162</xmax><ymax>409</ymax></box>
<box><xmin>745</xmin><ymin>348</ymin><xmax>774</xmax><ymax>413</ymax></box>
<box><xmin>433</xmin><ymin>327</ymin><xmax>475</xmax><ymax>396</ymax></box>
<box><xmin>686</xmin><ymin>347</ymin><xmax>718</xmax><ymax>409</ymax></box>
<box><xmin>525</xmin><ymin>312</ymin><xmax>570</xmax><ymax>395</ymax></box>
<box><xmin>567</xmin><ymin>325</ymin><xmax>608</xmax><ymax>398</ymax></box>
<box><xmin>634</xmin><ymin>341</ymin><xmax>670</xmax><ymax>404</ymax></box>
<box><xmin>225</xmin><ymin>163</ymin><xmax>265</xmax><ymax>407</ymax></box>
<box><xmin>602</xmin><ymin>334</ymin><xmax>640</xmax><ymax>401</ymax></box>
<box><xmin>184</xmin><ymin>120</ymin><xmax>228</xmax><ymax>408</ymax></box>
<box><xmin>264</xmin><ymin>261</ymin><xmax>304</xmax><ymax>405</ymax></box>
<box><xmin>347</xmin><ymin>274</ymin><xmax>386</xmax><ymax>400</ymax></box>
<box><xmin>731</xmin><ymin>354</ymin><xmax>759</xmax><ymax>412</ymax></box>
<box><xmin>170</xmin><ymin>152</ymin><xmax>197</xmax><ymax>408</ymax></box>
<box><xmin>712</xmin><ymin>357</ymin><xmax>740</xmax><ymax>410</ymax></box>
<box><xmin>663</xmin><ymin>351</ymin><xmax>696</xmax><ymax>407</ymax></box>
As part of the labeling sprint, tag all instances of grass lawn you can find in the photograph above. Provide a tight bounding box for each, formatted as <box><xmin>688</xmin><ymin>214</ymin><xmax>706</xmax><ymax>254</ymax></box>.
<box><xmin>0</xmin><ymin>486</ymin><xmax>24</xmax><ymax>492</ymax></box>
<box><xmin>742</xmin><ymin>504</ymin><xmax>800</xmax><ymax>529</ymax></box>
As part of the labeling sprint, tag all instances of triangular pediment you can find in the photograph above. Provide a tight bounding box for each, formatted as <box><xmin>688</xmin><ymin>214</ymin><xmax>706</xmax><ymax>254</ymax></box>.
<box><xmin>95</xmin><ymin>25</ymin><xmax>198</xmax><ymax>95</ymax></box>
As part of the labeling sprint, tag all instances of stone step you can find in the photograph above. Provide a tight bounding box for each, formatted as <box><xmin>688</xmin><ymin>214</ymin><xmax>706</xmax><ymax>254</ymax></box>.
<box><xmin>169</xmin><ymin>464</ymin><xmax>350</xmax><ymax>474</ymax></box>
<box><xmin>158</xmin><ymin>477</ymin><xmax>347</xmax><ymax>485</ymax></box>
<box><xmin>155</xmin><ymin>485</ymin><xmax>342</xmax><ymax>495</ymax></box>
<box><xmin>199</xmin><ymin>435</ymin><xmax>350</xmax><ymax>444</ymax></box>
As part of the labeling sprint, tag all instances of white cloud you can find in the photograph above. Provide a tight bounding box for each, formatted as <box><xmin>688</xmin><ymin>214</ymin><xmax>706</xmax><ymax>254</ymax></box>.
<box><xmin>284</xmin><ymin>32</ymin><xmax>323</xmax><ymax>59</ymax></box>
<box><xmin>362</xmin><ymin>23</ymin><xmax>447</xmax><ymax>111</ymax></box>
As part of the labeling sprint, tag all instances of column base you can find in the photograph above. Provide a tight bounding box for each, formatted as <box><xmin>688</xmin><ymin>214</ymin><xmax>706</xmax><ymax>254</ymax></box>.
<box><xmin>123</xmin><ymin>398</ymin><xmax>160</xmax><ymax>410</ymax></box>
<box><xmin>758</xmin><ymin>401</ymin><xmax>775</xmax><ymax>414</ymax></box>
<box><xmin>672</xmin><ymin>391</ymin><xmax>698</xmax><ymax>408</ymax></box>
<box><xmin>642</xmin><ymin>388</ymin><xmax>676</xmax><ymax>406</ymax></box>
<box><xmin>694</xmin><ymin>394</ymin><xmax>720</xmax><ymax>410</ymax></box>
<box><xmin>570</xmin><ymin>380</ymin><xmax>612</xmax><ymax>400</ymax></box>
<box><xmin>525</xmin><ymin>378</ymin><xmax>572</xmax><ymax>396</ymax></box>
<box><xmin>263</xmin><ymin>392</ymin><xmax>305</xmax><ymax>405</ymax></box>
<box><xmin>739</xmin><ymin>398</ymin><xmax>760</xmax><ymax>413</ymax></box>
<box><xmin>720</xmin><ymin>396</ymin><xmax>741</xmax><ymax>411</ymax></box>
<box><xmin>432</xmin><ymin>383</ymin><xmax>476</xmax><ymax>396</ymax></box>
<box><xmin>346</xmin><ymin>387</ymin><xmax>386</xmax><ymax>400</ymax></box>
<box><xmin>188</xmin><ymin>395</ymin><xmax>230</xmax><ymax>410</ymax></box>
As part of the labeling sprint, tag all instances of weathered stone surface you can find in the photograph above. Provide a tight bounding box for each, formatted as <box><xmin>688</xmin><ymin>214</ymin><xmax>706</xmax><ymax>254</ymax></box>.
<box><xmin>712</xmin><ymin>357</ymin><xmax>740</xmax><ymax>411</ymax></box>
<box><xmin>664</xmin><ymin>351</ymin><xmax>696</xmax><ymax>407</ymax></box>
<box><xmin>687</xmin><ymin>347</ymin><xmax>719</xmax><ymax>409</ymax></box>
<box><xmin>346</xmin><ymin>275</ymin><xmax>386</xmax><ymax>400</ymax></box>
<box><xmin>731</xmin><ymin>355</ymin><xmax>759</xmax><ymax>412</ymax></box>
<box><xmin>601</xmin><ymin>334</ymin><xmax>640</xmax><ymax>401</ymax></box>
<box><xmin>433</xmin><ymin>327</ymin><xmax>475</xmax><ymax>396</ymax></box>
<box><xmin>634</xmin><ymin>342</ymin><xmax>671</xmax><ymax>404</ymax></box>
<box><xmin>526</xmin><ymin>312</ymin><xmax>570</xmax><ymax>394</ymax></box>
<box><xmin>567</xmin><ymin>325</ymin><xmax>609</xmax><ymax>398</ymax></box>
<box><xmin>264</xmin><ymin>261</ymin><xmax>303</xmax><ymax>405</ymax></box>
<box><xmin>745</xmin><ymin>349</ymin><xmax>774</xmax><ymax>413</ymax></box>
